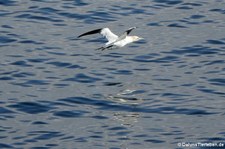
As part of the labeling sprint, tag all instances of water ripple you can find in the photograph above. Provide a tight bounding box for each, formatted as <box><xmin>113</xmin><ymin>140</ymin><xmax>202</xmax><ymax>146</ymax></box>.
<box><xmin>0</xmin><ymin>0</ymin><xmax>16</xmax><ymax>6</ymax></box>
<box><xmin>210</xmin><ymin>8</ymin><xmax>225</xmax><ymax>14</ymax></box>
<box><xmin>206</xmin><ymin>39</ymin><xmax>225</xmax><ymax>45</ymax></box>
<box><xmin>208</xmin><ymin>78</ymin><xmax>225</xmax><ymax>86</ymax></box>
<box><xmin>15</xmin><ymin>14</ymin><xmax>63</xmax><ymax>22</ymax></box>
<box><xmin>57</xmin><ymin>96</ymin><xmax>216</xmax><ymax>115</ymax></box>
<box><xmin>58</xmin><ymin>11</ymin><xmax>116</xmax><ymax>23</ymax></box>
<box><xmin>0</xmin><ymin>107</ymin><xmax>15</xmax><ymax>114</ymax></box>
<box><xmin>153</xmin><ymin>0</ymin><xmax>183</xmax><ymax>5</ymax></box>
<box><xmin>0</xmin><ymin>143</ymin><xmax>14</xmax><ymax>148</ymax></box>
<box><xmin>163</xmin><ymin>45</ymin><xmax>221</xmax><ymax>56</ymax></box>
<box><xmin>8</xmin><ymin>101</ymin><xmax>54</xmax><ymax>114</ymax></box>
<box><xmin>12</xmin><ymin>72</ymin><xmax>35</xmax><ymax>78</ymax></box>
<box><xmin>0</xmin><ymin>36</ymin><xmax>16</xmax><ymax>44</ymax></box>
<box><xmin>28</xmin><ymin>131</ymin><xmax>64</xmax><ymax>140</ymax></box>
<box><xmin>63</xmin><ymin>73</ymin><xmax>102</xmax><ymax>83</ymax></box>
<box><xmin>46</xmin><ymin>61</ymin><xmax>72</xmax><ymax>67</ymax></box>
<box><xmin>53</xmin><ymin>110</ymin><xmax>88</xmax><ymax>118</ymax></box>
<box><xmin>168</xmin><ymin>23</ymin><xmax>187</xmax><ymax>28</ymax></box>
<box><xmin>10</xmin><ymin>61</ymin><xmax>33</xmax><ymax>67</ymax></box>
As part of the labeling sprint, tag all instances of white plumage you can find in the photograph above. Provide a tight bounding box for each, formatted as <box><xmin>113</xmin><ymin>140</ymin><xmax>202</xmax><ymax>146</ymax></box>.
<box><xmin>100</xmin><ymin>28</ymin><xmax>118</xmax><ymax>45</ymax></box>
<box><xmin>78</xmin><ymin>27</ymin><xmax>143</xmax><ymax>50</ymax></box>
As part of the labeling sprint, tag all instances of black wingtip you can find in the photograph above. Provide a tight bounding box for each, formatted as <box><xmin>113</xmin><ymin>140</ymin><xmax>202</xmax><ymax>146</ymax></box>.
<box><xmin>77</xmin><ymin>34</ymin><xmax>83</xmax><ymax>38</ymax></box>
<box><xmin>77</xmin><ymin>28</ymin><xmax>102</xmax><ymax>38</ymax></box>
<box><xmin>126</xmin><ymin>27</ymin><xmax>137</xmax><ymax>35</ymax></box>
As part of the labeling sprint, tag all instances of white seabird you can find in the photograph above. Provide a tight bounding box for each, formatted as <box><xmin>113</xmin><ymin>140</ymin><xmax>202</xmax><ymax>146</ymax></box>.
<box><xmin>77</xmin><ymin>27</ymin><xmax>143</xmax><ymax>50</ymax></box>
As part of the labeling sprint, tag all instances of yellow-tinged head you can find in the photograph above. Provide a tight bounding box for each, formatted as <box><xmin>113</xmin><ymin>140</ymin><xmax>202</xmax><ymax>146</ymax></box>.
<box><xmin>131</xmin><ymin>36</ymin><xmax>144</xmax><ymax>42</ymax></box>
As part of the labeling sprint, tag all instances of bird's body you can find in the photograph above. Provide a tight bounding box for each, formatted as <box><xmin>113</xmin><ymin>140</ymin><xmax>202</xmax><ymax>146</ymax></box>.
<box><xmin>78</xmin><ymin>27</ymin><xmax>143</xmax><ymax>50</ymax></box>
<box><xmin>114</xmin><ymin>36</ymin><xmax>140</xmax><ymax>47</ymax></box>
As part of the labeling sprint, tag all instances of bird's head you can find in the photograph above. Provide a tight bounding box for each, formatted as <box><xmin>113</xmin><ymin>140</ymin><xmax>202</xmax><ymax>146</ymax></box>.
<box><xmin>131</xmin><ymin>36</ymin><xmax>144</xmax><ymax>42</ymax></box>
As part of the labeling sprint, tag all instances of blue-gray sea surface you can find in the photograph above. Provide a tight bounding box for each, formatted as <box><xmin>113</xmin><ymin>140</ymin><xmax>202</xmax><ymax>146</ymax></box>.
<box><xmin>0</xmin><ymin>0</ymin><xmax>225</xmax><ymax>149</ymax></box>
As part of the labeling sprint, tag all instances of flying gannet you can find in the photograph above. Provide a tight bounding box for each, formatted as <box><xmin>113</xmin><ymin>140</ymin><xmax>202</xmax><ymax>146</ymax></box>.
<box><xmin>77</xmin><ymin>27</ymin><xmax>143</xmax><ymax>50</ymax></box>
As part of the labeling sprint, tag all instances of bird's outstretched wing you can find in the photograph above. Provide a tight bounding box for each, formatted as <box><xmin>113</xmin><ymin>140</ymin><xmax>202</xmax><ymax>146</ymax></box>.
<box><xmin>117</xmin><ymin>27</ymin><xmax>137</xmax><ymax>41</ymax></box>
<box><xmin>125</xmin><ymin>27</ymin><xmax>137</xmax><ymax>35</ymax></box>
<box><xmin>78</xmin><ymin>28</ymin><xmax>118</xmax><ymax>43</ymax></box>
<box><xmin>77</xmin><ymin>28</ymin><xmax>102</xmax><ymax>38</ymax></box>
<box><xmin>100</xmin><ymin>28</ymin><xmax>118</xmax><ymax>43</ymax></box>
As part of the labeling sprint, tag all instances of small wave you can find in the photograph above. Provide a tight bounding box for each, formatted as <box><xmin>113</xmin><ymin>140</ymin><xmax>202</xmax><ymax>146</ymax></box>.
<box><xmin>8</xmin><ymin>101</ymin><xmax>54</xmax><ymax>114</ymax></box>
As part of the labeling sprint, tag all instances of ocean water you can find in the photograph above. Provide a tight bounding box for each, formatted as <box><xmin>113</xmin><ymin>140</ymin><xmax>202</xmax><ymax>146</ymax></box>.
<box><xmin>0</xmin><ymin>0</ymin><xmax>225</xmax><ymax>149</ymax></box>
